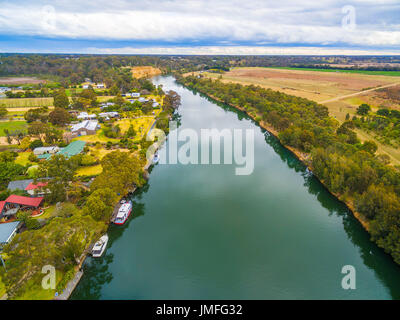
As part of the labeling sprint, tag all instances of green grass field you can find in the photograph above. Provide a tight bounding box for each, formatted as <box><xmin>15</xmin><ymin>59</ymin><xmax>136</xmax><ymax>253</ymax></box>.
<box><xmin>0</xmin><ymin>120</ymin><xmax>27</xmax><ymax>136</ymax></box>
<box><xmin>270</xmin><ymin>67</ymin><xmax>400</xmax><ymax>77</ymax></box>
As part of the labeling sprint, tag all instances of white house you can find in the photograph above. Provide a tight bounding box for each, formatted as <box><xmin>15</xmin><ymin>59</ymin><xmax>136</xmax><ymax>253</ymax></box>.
<box><xmin>96</xmin><ymin>83</ymin><xmax>105</xmax><ymax>89</ymax></box>
<box><xmin>33</xmin><ymin>146</ymin><xmax>60</xmax><ymax>156</ymax></box>
<box><xmin>77</xmin><ymin>112</ymin><xmax>97</xmax><ymax>120</ymax></box>
<box><xmin>131</xmin><ymin>92</ymin><xmax>140</xmax><ymax>98</ymax></box>
<box><xmin>99</xmin><ymin>112</ymin><xmax>119</xmax><ymax>119</ymax></box>
<box><xmin>71</xmin><ymin>120</ymin><xmax>100</xmax><ymax>137</ymax></box>
<box><xmin>152</xmin><ymin>102</ymin><xmax>160</xmax><ymax>108</ymax></box>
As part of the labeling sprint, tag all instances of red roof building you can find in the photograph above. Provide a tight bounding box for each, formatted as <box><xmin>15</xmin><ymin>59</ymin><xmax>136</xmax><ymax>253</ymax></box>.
<box><xmin>25</xmin><ymin>182</ymin><xmax>48</xmax><ymax>191</ymax></box>
<box><xmin>5</xmin><ymin>195</ymin><xmax>44</xmax><ymax>208</ymax></box>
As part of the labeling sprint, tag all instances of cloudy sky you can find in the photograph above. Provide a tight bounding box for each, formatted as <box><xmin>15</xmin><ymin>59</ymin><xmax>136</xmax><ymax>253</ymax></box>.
<box><xmin>0</xmin><ymin>0</ymin><xmax>399</xmax><ymax>54</ymax></box>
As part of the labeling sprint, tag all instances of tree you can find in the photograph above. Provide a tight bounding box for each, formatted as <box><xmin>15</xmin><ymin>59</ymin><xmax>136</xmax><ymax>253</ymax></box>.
<box><xmin>0</xmin><ymin>105</ymin><xmax>8</xmax><ymax>119</ymax></box>
<box><xmin>49</xmin><ymin>107</ymin><xmax>70</xmax><ymax>126</ymax></box>
<box><xmin>28</xmin><ymin>121</ymin><xmax>47</xmax><ymax>140</ymax></box>
<box><xmin>126</xmin><ymin>124</ymin><xmax>136</xmax><ymax>138</ymax></box>
<box><xmin>356</xmin><ymin>103</ymin><xmax>371</xmax><ymax>115</ymax></box>
<box><xmin>38</xmin><ymin>154</ymin><xmax>79</xmax><ymax>203</ymax></box>
<box><xmin>82</xmin><ymin>188</ymin><xmax>118</xmax><ymax>221</ymax></box>
<box><xmin>19</xmin><ymin>137</ymin><xmax>31</xmax><ymax>150</ymax></box>
<box><xmin>29</xmin><ymin>139</ymin><xmax>43</xmax><ymax>150</ymax></box>
<box><xmin>53</xmin><ymin>89</ymin><xmax>69</xmax><ymax>109</ymax></box>
<box><xmin>361</xmin><ymin>141</ymin><xmax>378</xmax><ymax>154</ymax></box>
<box><xmin>91</xmin><ymin>151</ymin><xmax>145</xmax><ymax>196</ymax></box>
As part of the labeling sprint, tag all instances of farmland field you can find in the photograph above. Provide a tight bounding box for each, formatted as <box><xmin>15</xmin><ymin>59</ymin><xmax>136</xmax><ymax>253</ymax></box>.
<box><xmin>271</xmin><ymin>67</ymin><xmax>400</xmax><ymax>77</ymax></box>
<box><xmin>0</xmin><ymin>77</ymin><xmax>46</xmax><ymax>85</ymax></box>
<box><xmin>200</xmin><ymin>67</ymin><xmax>400</xmax><ymax>165</ymax></box>
<box><xmin>0</xmin><ymin>97</ymin><xmax>53</xmax><ymax>108</ymax></box>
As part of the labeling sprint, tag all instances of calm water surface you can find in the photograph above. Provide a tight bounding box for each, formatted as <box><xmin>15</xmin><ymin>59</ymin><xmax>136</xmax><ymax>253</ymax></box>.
<box><xmin>72</xmin><ymin>76</ymin><xmax>400</xmax><ymax>300</ymax></box>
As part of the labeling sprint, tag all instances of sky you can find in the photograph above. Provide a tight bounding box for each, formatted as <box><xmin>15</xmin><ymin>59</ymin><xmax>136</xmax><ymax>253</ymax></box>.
<box><xmin>0</xmin><ymin>0</ymin><xmax>399</xmax><ymax>55</ymax></box>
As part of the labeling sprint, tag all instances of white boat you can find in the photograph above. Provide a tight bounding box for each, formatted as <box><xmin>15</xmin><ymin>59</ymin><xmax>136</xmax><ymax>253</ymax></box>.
<box><xmin>114</xmin><ymin>200</ymin><xmax>133</xmax><ymax>225</ymax></box>
<box><xmin>92</xmin><ymin>235</ymin><xmax>109</xmax><ymax>258</ymax></box>
<box><xmin>153</xmin><ymin>153</ymin><xmax>159</xmax><ymax>164</ymax></box>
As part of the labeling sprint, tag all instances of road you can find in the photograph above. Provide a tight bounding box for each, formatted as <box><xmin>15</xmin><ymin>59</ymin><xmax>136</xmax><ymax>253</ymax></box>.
<box><xmin>319</xmin><ymin>82</ymin><xmax>400</xmax><ymax>104</ymax></box>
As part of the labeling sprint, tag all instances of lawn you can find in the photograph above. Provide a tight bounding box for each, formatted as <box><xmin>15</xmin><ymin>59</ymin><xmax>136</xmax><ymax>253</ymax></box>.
<box><xmin>13</xmin><ymin>270</ymin><xmax>64</xmax><ymax>300</ymax></box>
<box><xmin>72</xmin><ymin>130</ymin><xmax>119</xmax><ymax>144</ymax></box>
<box><xmin>15</xmin><ymin>151</ymin><xmax>32</xmax><ymax>166</ymax></box>
<box><xmin>88</xmin><ymin>146</ymin><xmax>130</xmax><ymax>160</ymax></box>
<box><xmin>75</xmin><ymin>164</ymin><xmax>103</xmax><ymax>176</ymax></box>
<box><xmin>0</xmin><ymin>120</ymin><xmax>27</xmax><ymax>136</ymax></box>
<box><xmin>115</xmin><ymin>117</ymin><xmax>156</xmax><ymax>139</ymax></box>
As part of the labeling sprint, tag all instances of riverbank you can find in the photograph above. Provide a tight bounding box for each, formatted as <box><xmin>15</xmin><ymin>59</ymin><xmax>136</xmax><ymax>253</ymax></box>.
<box><xmin>61</xmin><ymin>111</ymin><xmax>166</xmax><ymax>299</ymax></box>
<box><xmin>183</xmin><ymin>84</ymin><xmax>371</xmax><ymax>232</ymax></box>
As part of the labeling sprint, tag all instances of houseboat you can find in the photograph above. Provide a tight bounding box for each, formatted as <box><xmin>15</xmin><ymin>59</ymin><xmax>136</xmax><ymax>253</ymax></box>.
<box><xmin>113</xmin><ymin>200</ymin><xmax>133</xmax><ymax>225</ymax></box>
<box><xmin>91</xmin><ymin>234</ymin><xmax>109</xmax><ymax>258</ymax></box>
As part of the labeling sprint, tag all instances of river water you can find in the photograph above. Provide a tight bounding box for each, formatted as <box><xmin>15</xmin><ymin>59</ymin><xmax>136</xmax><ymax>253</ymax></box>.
<box><xmin>72</xmin><ymin>76</ymin><xmax>400</xmax><ymax>300</ymax></box>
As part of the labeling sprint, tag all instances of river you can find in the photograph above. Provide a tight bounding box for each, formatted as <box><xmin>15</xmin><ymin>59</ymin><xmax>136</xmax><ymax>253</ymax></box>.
<box><xmin>71</xmin><ymin>75</ymin><xmax>400</xmax><ymax>300</ymax></box>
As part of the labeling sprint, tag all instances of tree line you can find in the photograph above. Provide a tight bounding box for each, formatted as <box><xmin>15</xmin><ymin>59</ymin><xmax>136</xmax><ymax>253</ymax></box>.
<box><xmin>180</xmin><ymin>75</ymin><xmax>400</xmax><ymax>265</ymax></box>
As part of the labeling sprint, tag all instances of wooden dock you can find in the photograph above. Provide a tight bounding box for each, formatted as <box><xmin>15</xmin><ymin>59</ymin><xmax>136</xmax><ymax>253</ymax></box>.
<box><xmin>110</xmin><ymin>201</ymin><xmax>123</xmax><ymax>223</ymax></box>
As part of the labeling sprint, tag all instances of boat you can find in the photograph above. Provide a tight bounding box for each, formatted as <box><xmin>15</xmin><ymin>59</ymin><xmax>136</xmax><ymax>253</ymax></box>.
<box><xmin>153</xmin><ymin>153</ymin><xmax>160</xmax><ymax>164</ymax></box>
<box><xmin>91</xmin><ymin>235</ymin><xmax>109</xmax><ymax>258</ymax></box>
<box><xmin>113</xmin><ymin>200</ymin><xmax>133</xmax><ymax>225</ymax></box>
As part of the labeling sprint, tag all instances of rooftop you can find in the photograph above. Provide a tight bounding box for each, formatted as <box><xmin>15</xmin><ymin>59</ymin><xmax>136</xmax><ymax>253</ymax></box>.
<box><xmin>5</xmin><ymin>195</ymin><xmax>44</xmax><ymax>207</ymax></box>
<box><xmin>71</xmin><ymin>120</ymin><xmax>99</xmax><ymax>132</ymax></box>
<box><xmin>58</xmin><ymin>140</ymin><xmax>86</xmax><ymax>158</ymax></box>
<box><xmin>7</xmin><ymin>179</ymin><xmax>33</xmax><ymax>191</ymax></box>
<box><xmin>0</xmin><ymin>221</ymin><xmax>21</xmax><ymax>244</ymax></box>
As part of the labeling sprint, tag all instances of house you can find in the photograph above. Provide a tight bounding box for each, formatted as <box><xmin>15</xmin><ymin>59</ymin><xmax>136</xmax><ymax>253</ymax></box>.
<box><xmin>7</xmin><ymin>179</ymin><xmax>33</xmax><ymax>192</ymax></box>
<box><xmin>25</xmin><ymin>181</ymin><xmax>49</xmax><ymax>196</ymax></box>
<box><xmin>0</xmin><ymin>195</ymin><xmax>44</xmax><ymax>220</ymax></box>
<box><xmin>96</xmin><ymin>83</ymin><xmax>105</xmax><ymax>89</ymax></box>
<box><xmin>152</xmin><ymin>102</ymin><xmax>160</xmax><ymax>108</ymax></box>
<box><xmin>33</xmin><ymin>146</ymin><xmax>60</xmax><ymax>158</ymax></box>
<box><xmin>138</xmin><ymin>97</ymin><xmax>146</xmax><ymax>103</ymax></box>
<box><xmin>0</xmin><ymin>221</ymin><xmax>22</xmax><ymax>245</ymax></box>
<box><xmin>71</xmin><ymin>120</ymin><xmax>100</xmax><ymax>137</ymax></box>
<box><xmin>8</xmin><ymin>179</ymin><xmax>49</xmax><ymax>195</ymax></box>
<box><xmin>99</xmin><ymin>112</ymin><xmax>119</xmax><ymax>119</ymax></box>
<box><xmin>77</xmin><ymin>112</ymin><xmax>97</xmax><ymax>120</ymax></box>
<box><xmin>82</xmin><ymin>84</ymin><xmax>90</xmax><ymax>89</ymax></box>
<box><xmin>131</xmin><ymin>92</ymin><xmax>140</xmax><ymax>98</ymax></box>
<box><xmin>58</xmin><ymin>140</ymin><xmax>86</xmax><ymax>158</ymax></box>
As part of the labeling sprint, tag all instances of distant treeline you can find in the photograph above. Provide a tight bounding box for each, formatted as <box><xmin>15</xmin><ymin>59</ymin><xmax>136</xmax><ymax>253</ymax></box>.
<box><xmin>180</xmin><ymin>74</ymin><xmax>400</xmax><ymax>265</ymax></box>
<box><xmin>2</xmin><ymin>54</ymin><xmax>400</xmax><ymax>83</ymax></box>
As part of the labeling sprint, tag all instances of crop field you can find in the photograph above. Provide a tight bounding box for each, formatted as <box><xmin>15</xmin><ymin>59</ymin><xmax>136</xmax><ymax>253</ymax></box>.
<box><xmin>271</xmin><ymin>67</ymin><xmax>400</xmax><ymax>77</ymax></box>
<box><xmin>0</xmin><ymin>77</ymin><xmax>46</xmax><ymax>85</ymax></box>
<box><xmin>201</xmin><ymin>67</ymin><xmax>400</xmax><ymax>103</ymax></box>
<box><xmin>200</xmin><ymin>67</ymin><xmax>400</xmax><ymax>165</ymax></box>
<box><xmin>0</xmin><ymin>97</ymin><xmax>53</xmax><ymax>108</ymax></box>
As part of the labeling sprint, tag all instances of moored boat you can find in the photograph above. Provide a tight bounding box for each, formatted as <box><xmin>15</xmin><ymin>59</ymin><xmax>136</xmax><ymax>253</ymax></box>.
<box><xmin>113</xmin><ymin>200</ymin><xmax>133</xmax><ymax>225</ymax></box>
<box><xmin>92</xmin><ymin>234</ymin><xmax>109</xmax><ymax>257</ymax></box>
<box><xmin>153</xmin><ymin>153</ymin><xmax>160</xmax><ymax>164</ymax></box>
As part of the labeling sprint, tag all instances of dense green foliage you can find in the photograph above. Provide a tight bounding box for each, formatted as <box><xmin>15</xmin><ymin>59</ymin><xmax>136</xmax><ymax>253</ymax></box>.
<box><xmin>352</xmin><ymin>104</ymin><xmax>400</xmax><ymax>147</ymax></box>
<box><xmin>180</xmin><ymin>75</ymin><xmax>400</xmax><ymax>264</ymax></box>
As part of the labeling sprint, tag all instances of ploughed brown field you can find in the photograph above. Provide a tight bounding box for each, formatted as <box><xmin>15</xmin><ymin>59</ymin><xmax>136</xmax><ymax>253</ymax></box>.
<box><xmin>0</xmin><ymin>77</ymin><xmax>46</xmax><ymax>85</ymax></box>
